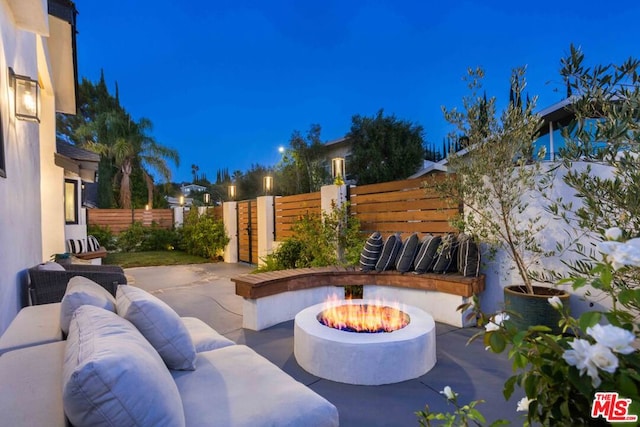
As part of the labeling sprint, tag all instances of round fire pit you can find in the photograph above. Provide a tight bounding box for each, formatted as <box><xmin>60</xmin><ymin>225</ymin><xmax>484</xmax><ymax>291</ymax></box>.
<box><xmin>294</xmin><ymin>299</ymin><xmax>436</xmax><ymax>385</ymax></box>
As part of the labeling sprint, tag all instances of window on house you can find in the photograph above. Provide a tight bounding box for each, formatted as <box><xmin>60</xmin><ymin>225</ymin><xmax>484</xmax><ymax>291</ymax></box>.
<box><xmin>65</xmin><ymin>179</ymin><xmax>78</xmax><ymax>224</ymax></box>
<box><xmin>0</xmin><ymin>112</ymin><xmax>5</xmax><ymax>178</ymax></box>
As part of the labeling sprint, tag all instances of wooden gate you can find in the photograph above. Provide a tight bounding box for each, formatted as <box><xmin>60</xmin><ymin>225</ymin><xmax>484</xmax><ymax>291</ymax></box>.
<box><xmin>237</xmin><ymin>199</ymin><xmax>258</xmax><ymax>264</ymax></box>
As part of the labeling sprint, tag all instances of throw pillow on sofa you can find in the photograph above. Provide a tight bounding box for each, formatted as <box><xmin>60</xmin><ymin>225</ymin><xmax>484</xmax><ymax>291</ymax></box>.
<box><xmin>432</xmin><ymin>233</ymin><xmax>460</xmax><ymax>273</ymax></box>
<box><xmin>413</xmin><ymin>235</ymin><xmax>441</xmax><ymax>273</ymax></box>
<box><xmin>36</xmin><ymin>261</ymin><xmax>66</xmax><ymax>271</ymax></box>
<box><xmin>395</xmin><ymin>233</ymin><xmax>420</xmax><ymax>273</ymax></box>
<box><xmin>86</xmin><ymin>235</ymin><xmax>101</xmax><ymax>252</ymax></box>
<box><xmin>66</xmin><ymin>238</ymin><xmax>86</xmax><ymax>254</ymax></box>
<box><xmin>60</xmin><ymin>276</ymin><xmax>117</xmax><ymax>335</ymax></box>
<box><xmin>359</xmin><ymin>232</ymin><xmax>383</xmax><ymax>271</ymax></box>
<box><xmin>63</xmin><ymin>305</ymin><xmax>186</xmax><ymax>427</ymax></box>
<box><xmin>458</xmin><ymin>233</ymin><xmax>481</xmax><ymax>277</ymax></box>
<box><xmin>375</xmin><ymin>233</ymin><xmax>402</xmax><ymax>272</ymax></box>
<box><xmin>116</xmin><ymin>285</ymin><xmax>197</xmax><ymax>370</ymax></box>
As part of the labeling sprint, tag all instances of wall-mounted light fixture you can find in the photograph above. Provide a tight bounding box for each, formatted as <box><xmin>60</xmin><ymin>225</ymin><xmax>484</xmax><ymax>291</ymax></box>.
<box><xmin>228</xmin><ymin>185</ymin><xmax>236</xmax><ymax>200</ymax></box>
<box><xmin>331</xmin><ymin>157</ymin><xmax>346</xmax><ymax>180</ymax></box>
<box><xmin>203</xmin><ymin>192</ymin><xmax>210</xmax><ymax>205</ymax></box>
<box><xmin>263</xmin><ymin>176</ymin><xmax>273</xmax><ymax>195</ymax></box>
<box><xmin>9</xmin><ymin>67</ymin><xmax>39</xmax><ymax>122</ymax></box>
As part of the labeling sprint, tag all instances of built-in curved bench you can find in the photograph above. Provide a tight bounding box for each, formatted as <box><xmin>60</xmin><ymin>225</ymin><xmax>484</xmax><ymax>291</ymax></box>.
<box><xmin>232</xmin><ymin>267</ymin><xmax>485</xmax><ymax>330</ymax></box>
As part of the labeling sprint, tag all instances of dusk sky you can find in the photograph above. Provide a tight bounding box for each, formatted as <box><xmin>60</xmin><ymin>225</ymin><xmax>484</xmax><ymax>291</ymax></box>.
<box><xmin>75</xmin><ymin>0</ymin><xmax>640</xmax><ymax>184</ymax></box>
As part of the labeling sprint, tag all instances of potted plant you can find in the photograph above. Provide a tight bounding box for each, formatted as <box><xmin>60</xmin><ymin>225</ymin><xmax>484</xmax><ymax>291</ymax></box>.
<box><xmin>432</xmin><ymin>66</ymin><xmax>569</xmax><ymax>331</ymax></box>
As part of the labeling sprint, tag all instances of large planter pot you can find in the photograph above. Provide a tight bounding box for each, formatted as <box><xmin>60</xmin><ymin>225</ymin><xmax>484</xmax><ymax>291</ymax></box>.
<box><xmin>503</xmin><ymin>285</ymin><xmax>570</xmax><ymax>333</ymax></box>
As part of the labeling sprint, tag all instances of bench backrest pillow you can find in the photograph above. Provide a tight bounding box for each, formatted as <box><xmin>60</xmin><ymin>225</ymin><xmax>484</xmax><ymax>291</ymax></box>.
<box><xmin>396</xmin><ymin>233</ymin><xmax>420</xmax><ymax>272</ymax></box>
<box><xmin>359</xmin><ymin>232</ymin><xmax>383</xmax><ymax>271</ymax></box>
<box><xmin>432</xmin><ymin>233</ymin><xmax>460</xmax><ymax>273</ymax></box>
<box><xmin>375</xmin><ymin>233</ymin><xmax>402</xmax><ymax>272</ymax></box>
<box><xmin>414</xmin><ymin>235</ymin><xmax>441</xmax><ymax>273</ymax></box>
<box><xmin>458</xmin><ymin>233</ymin><xmax>481</xmax><ymax>277</ymax></box>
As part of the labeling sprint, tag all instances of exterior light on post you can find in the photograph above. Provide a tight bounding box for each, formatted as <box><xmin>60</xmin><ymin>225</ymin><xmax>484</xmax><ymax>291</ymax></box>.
<box><xmin>203</xmin><ymin>192</ymin><xmax>210</xmax><ymax>205</ymax></box>
<box><xmin>145</xmin><ymin>204</ymin><xmax>150</xmax><ymax>211</ymax></box>
<box><xmin>179</xmin><ymin>195</ymin><xmax>185</xmax><ymax>207</ymax></box>
<box><xmin>9</xmin><ymin>67</ymin><xmax>39</xmax><ymax>122</ymax></box>
<box><xmin>263</xmin><ymin>176</ymin><xmax>273</xmax><ymax>195</ymax></box>
<box><xmin>228</xmin><ymin>185</ymin><xmax>236</xmax><ymax>201</ymax></box>
<box><xmin>331</xmin><ymin>157</ymin><xmax>346</xmax><ymax>183</ymax></box>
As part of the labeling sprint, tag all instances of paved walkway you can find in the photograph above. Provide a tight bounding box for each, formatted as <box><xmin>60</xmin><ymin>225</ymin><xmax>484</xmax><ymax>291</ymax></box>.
<box><xmin>126</xmin><ymin>263</ymin><xmax>524</xmax><ymax>426</ymax></box>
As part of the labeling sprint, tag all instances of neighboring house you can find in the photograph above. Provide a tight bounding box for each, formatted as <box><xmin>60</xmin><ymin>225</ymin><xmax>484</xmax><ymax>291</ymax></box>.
<box><xmin>180</xmin><ymin>183</ymin><xmax>207</xmax><ymax>195</ymax></box>
<box><xmin>55</xmin><ymin>140</ymin><xmax>99</xmax><ymax>243</ymax></box>
<box><xmin>0</xmin><ymin>0</ymin><xmax>78</xmax><ymax>334</ymax></box>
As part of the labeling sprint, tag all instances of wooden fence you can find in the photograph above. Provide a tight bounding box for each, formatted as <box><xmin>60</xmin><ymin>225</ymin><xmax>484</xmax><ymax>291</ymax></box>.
<box><xmin>349</xmin><ymin>175</ymin><xmax>459</xmax><ymax>239</ymax></box>
<box><xmin>87</xmin><ymin>209</ymin><xmax>174</xmax><ymax>234</ymax></box>
<box><xmin>274</xmin><ymin>192</ymin><xmax>322</xmax><ymax>240</ymax></box>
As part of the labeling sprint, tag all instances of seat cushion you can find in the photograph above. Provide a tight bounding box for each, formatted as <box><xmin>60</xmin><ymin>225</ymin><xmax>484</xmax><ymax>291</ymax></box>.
<box><xmin>60</xmin><ymin>276</ymin><xmax>117</xmax><ymax>334</ymax></box>
<box><xmin>172</xmin><ymin>345</ymin><xmax>339</xmax><ymax>427</ymax></box>
<box><xmin>116</xmin><ymin>285</ymin><xmax>197</xmax><ymax>370</ymax></box>
<box><xmin>395</xmin><ymin>233</ymin><xmax>420</xmax><ymax>272</ymax></box>
<box><xmin>63</xmin><ymin>305</ymin><xmax>185</xmax><ymax>427</ymax></box>
<box><xmin>180</xmin><ymin>317</ymin><xmax>235</xmax><ymax>352</ymax></box>
<box><xmin>0</xmin><ymin>303</ymin><xmax>63</xmax><ymax>355</ymax></box>
<box><xmin>359</xmin><ymin>232</ymin><xmax>383</xmax><ymax>271</ymax></box>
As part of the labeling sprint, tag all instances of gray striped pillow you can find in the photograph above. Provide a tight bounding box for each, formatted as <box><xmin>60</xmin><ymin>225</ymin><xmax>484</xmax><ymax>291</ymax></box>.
<box><xmin>457</xmin><ymin>234</ymin><xmax>480</xmax><ymax>277</ymax></box>
<box><xmin>359</xmin><ymin>232</ymin><xmax>383</xmax><ymax>271</ymax></box>
<box><xmin>396</xmin><ymin>233</ymin><xmax>420</xmax><ymax>273</ymax></box>
<box><xmin>375</xmin><ymin>233</ymin><xmax>402</xmax><ymax>272</ymax></box>
<box><xmin>413</xmin><ymin>235</ymin><xmax>441</xmax><ymax>273</ymax></box>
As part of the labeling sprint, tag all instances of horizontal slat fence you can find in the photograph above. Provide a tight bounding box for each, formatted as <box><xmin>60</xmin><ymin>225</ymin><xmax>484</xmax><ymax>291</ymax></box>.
<box><xmin>274</xmin><ymin>192</ymin><xmax>321</xmax><ymax>240</ymax></box>
<box><xmin>349</xmin><ymin>175</ymin><xmax>460</xmax><ymax>239</ymax></box>
<box><xmin>87</xmin><ymin>208</ymin><xmax>174</xmax><ymax>234</ymax></box>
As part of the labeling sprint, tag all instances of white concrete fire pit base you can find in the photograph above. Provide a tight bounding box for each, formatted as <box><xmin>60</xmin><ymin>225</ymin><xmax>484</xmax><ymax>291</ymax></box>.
<box><xmin>294</xmin><ymin>300</ymin><xmax>436</xmax><ymax>385</ymax></box>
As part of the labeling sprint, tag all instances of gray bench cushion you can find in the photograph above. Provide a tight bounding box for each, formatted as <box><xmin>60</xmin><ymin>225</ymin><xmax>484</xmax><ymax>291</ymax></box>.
<box><xmin>0</xmin><ymin>303</ymin><xmax>63</xmax><ymax>355</ymax></box>
<box><xmin>172</xmin><ymin>345</ymin><xmax>339</xmax><ymax>427</ymax></box>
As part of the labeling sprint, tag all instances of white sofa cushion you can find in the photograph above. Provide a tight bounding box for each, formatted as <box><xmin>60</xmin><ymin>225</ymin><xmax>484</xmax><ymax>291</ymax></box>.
<box><xmin>63</xmin><ymin>305</ymin><xmax>185</xmax><ymax>427</ymax></box>
<box><xmin>180</xmin><ymin>316</ymin><xmax>235</xmax><ymax>352</ymax></box>
<box><xmin>36</xmin><ymin>261</ymin><xmax>66</xmax><ymax>271</ymax></box>
<box><xmin>0</xmin><ymin>303</ymin><xmax>63</xmax><ymax>355</ymax></box>
<box><xmin>116</xmin><ymin>285</ymin><xmax>197</xmax><ymax>370</ymax></box>
<box><xmin>172</xmin><ymin>345</ymin><xmax>339</xmax><ymax>427</ymax></box>
<box><xmin>60</xmin><ymin>276</ymin><xmax>116</xmax><ymax>334</ymax></box>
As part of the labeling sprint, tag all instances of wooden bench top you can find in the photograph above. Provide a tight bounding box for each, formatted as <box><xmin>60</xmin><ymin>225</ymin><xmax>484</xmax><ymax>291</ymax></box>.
<box><xmin>73</xmin><ymin>247</ymin><xmax>108</xmax><ymax>261</ymax></box>
<box><xmin>232</xmin><ymin>266</ymin><xmax>485</xmax><ymax>299</ymax></box>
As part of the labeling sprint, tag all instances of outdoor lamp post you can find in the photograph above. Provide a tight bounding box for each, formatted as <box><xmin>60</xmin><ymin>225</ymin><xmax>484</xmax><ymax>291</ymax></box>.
<box><xmin>9</xmin><ymin>67</ymin><xmax>39</xmax><ymax>122</ymax></box>
<box><xmin>203</xmin><ymin>192</ymin><xmax>210</xmax><ymax>205</ymax></box>
<box><xmin>331</xmin><ymin>157</ymin><xmax>346</xmax><ymax>181</ymax></box>
<box><xmin>228</xmin><ymin>185</ymin><xmax>236</xmax><ymax>201</ymax></box>
<box><xmin>179</xmin><ymin>195</ymin><xmax>185</xmax><ymax>207</ymax></box>
<box><xmin>263</xmin><ymin>176</ymin><xmax>273</xmax><ymax>195</ymax></box>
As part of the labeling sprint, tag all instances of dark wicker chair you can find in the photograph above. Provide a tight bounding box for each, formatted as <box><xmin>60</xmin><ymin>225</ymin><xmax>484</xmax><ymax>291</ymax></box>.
<box><xmin>27</xmin><ymin>264</ymin><xmax>127</xmax><ymax>305</ymax></box>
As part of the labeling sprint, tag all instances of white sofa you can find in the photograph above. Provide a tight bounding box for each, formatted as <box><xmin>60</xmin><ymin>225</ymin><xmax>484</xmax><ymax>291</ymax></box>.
<box><xmin>0</xmin><ymin>279</ymin><xmax>339</xmax><ymax>427</ymax></box>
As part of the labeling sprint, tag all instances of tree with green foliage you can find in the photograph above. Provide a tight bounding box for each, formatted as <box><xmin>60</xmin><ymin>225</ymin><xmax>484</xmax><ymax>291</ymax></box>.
<box><xmin>347</xmin><ymin>109</ymin><xmax>425</xmax><ymax>185</ymax></box>
<box><xmin>277</xmin><ymin>124</ymin><xmax>329</xmax><ymax>195</ymax></box>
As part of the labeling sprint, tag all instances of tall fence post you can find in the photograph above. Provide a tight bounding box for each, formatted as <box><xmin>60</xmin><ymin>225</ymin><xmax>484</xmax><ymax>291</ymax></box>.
<box><xmin>223</xmin><ymin>201</ymin><xmax>238</xmax><ymax>263</ymax></box>
<box><xmin>256</xmin><ymin>196</ymin><xmax>274</xmax><ymax>267</ymax></box>
<box><xmin>173</xmin><ymin>207</ymin><xmax>184</xmax><ymax>228</ymax></box>
<box><xmin>321</xmin><ymin>184</ymin><xmax>347</xmax><ymax>215</ymax></box>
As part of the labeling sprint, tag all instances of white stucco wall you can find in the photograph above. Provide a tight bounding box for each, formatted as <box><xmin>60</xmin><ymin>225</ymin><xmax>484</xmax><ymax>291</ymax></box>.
<box><xmin>0</xmin><ymin>0</ymin><xmax>65</xmax><ymax>333</ymax></box>
<box><xmin>0</xmin><ymin>0</ymin><xmax>46</xmax><ymax>334</ymax></box>
<box><xmin>478</xmin><ymin>162</ymin><xmax>614</xmax><ymax>319</ymax></box>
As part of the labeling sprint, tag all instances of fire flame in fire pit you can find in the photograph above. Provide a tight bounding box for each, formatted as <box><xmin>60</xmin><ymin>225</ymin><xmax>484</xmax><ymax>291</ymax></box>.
<box><xmin>317</xmin><ymin>297</ymin><xmax>409</xmax><ymax>333</ymax></box>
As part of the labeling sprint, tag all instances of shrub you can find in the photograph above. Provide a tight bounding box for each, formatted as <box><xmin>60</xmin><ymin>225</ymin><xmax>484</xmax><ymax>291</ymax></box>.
<box><xmin>87</xmin><ymin>224</ymin><xmax>116</xmax><ymax>250</ymax></box>
<box><xmin>140</xmin><ymin>223</ymin><xmax>180</xmax><ymax>251</ymax></box>
<box><xmin>180</xmin><ymin>209</ymin><xmax>230</xmax><ymax>259</ymax></box>
<box><xmin>116</xmin><ymin>222</ymin><xmax>147</xmax><ymax>252</ymax></box>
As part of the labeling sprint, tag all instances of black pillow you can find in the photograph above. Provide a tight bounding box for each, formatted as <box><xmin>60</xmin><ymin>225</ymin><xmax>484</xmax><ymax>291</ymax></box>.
<box><xmin>359</xmin><ymin>232</ymin><xmax>383</xmax><ymax>271</ymax></box>
<box><xmin>413</xmin><ymin>235</ymin><xmax>441</xmax><ymax>273</ymax></box>
<box><xmin>375</xmin><ymin>233</ymin><xmax>402</xmax><ymax>272</ymax></box>
<box><xmin>396</xmin><ymin>233</ymin><xmax>420</xmax><ymax>273</ymax></box>
<box><xmin>458</xmin><ymin>233</ymin><xmax>480</xmax><ymax>277</ymax></box>
<box><xmin>432</xmin><ymin>233</ymin><xmax>460</xmax><ymax>273</ymax></box>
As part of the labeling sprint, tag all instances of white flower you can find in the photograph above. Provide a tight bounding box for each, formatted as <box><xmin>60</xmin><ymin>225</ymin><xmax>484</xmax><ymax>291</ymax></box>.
<box><xmin>485</xmin><ymin>312</ymin><xmax>509</xmax><ymax>332</ymax></box>
<box><xmin>563</xmin><ymin>339</ymin><xmax>619</xmax><ymax>387</ymax></box>
<box><xmin>599</xmin><ymin>238</ymin><xmax>640</xmax><ymax>270</ymax></box>
<box><xmin>440</xmin><ymin>386</ymin><xmax>457</xmax><ymax>400</ymax></box>
<box><xmin>516</xmin><ymin>397</ymin><xmax>533</xmax><ymax>412</ymax></box>
<box><xmin>587</xmin><ymin>324</ymin><xmax>636</xmax><ymax>355</ymax></box>
<box><xmin>548</xmin><ymin>296</ymin><xmax>563</xmax><ymax>310</ymax></box>
<box><xmin>605</xmin><ymin>227</ymin><xmax>623</xmax><ymax>241</ymax></box>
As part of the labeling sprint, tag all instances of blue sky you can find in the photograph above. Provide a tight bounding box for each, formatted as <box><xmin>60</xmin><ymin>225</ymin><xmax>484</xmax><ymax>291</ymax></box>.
<box><xmin>75</xmin><ymin>0</ymin><xmax>640</xmax><ymax>183</ymax></box>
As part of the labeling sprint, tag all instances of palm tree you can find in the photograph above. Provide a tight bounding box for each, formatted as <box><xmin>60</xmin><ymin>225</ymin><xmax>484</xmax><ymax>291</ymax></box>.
<box><xmin>78</xmin><ymin>111</ymin><xmax>179</xmax><ymax>209</ymax></box>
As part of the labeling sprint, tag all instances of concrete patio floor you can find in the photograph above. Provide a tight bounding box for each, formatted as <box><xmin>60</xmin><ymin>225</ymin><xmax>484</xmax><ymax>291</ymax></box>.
<box><xmin>126</xmin><ymin>262</ymin><xmax>524</xmax><ymax>426</ymax></box>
